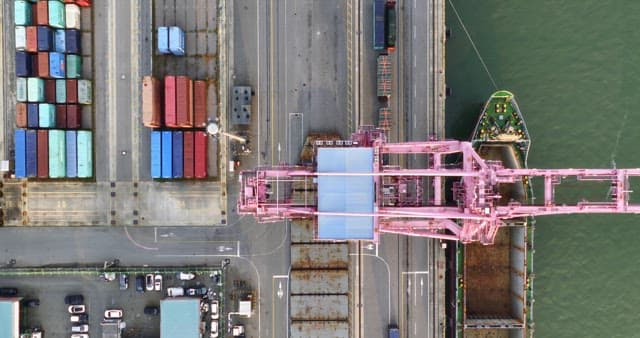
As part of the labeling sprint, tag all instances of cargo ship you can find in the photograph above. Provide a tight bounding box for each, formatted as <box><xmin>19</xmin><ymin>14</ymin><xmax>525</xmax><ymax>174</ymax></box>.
<box><xmin>456</xmin><ymin>90</ymin><xmax>535</xmax><ymax>337</ymax></box>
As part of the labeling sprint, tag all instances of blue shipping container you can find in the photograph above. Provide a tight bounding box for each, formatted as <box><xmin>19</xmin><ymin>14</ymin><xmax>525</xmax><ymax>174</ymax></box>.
<box><xmin>172</xmin><ymin>131</ymin><xmax>183</xmax><ymax>178</ymax></box>
<box><xmin>38</xmin><ymin>103</ymin><xmax>55</xmax><ymax>128</ymax></box>
<box><xmin>161</xmin><ymin>131</ymin><xmax>173</xmax><ymax>178</ymax></box>
<box><xmin>15</xmin><ymin>0</ymin><xmax>32</xmax><ymax>26</ymax></box>
<box><xmin>14</xmin><ymin>129</ymin><xmax>27</xmax><ymax>178</ymax></box>
<box><xmin>37</xmin><ymin>26</ymin><xmax>53</xmax><ymax>51</ymax></box>
<box><xmin>373</xmin><ymin>0</ymin><xmax>385</xmax><ymax>50</ymax></box>
<box><xmin>49</xmin><ymin>52</ymin><xmax>66</xmax><ymax>78</ymax></box>
<box><xmin>151</xmin><ymin>131</ymin><xmax>162</xmax><ymax>178</ymax></box>
<box><xmin>66</xmin><ymin>130</ymin><xmax>77</xmax><ymax>177</ymax></box>
<box><xmin>26</xmin><ymin>129</ymin><xmax>37</xmax><ymax>177</ymax></box>
<box><xmin>16</xmin><ymin>52</ymin><xmax>32</xmax><ymax>77</ymax></box>
<box><xmin>168</xmin><ymin>26</ymin><xmax>185</xmax><ymax>56</ymax></box>
<box><xmin>65</xmin><ymin>29</ymin><xmax>81</xmax><ymax>54</ymax></box>
<box><xmin>77</xmin><ymin>130</ymin><xmax>92</xmax><ymax>178</ymax></box>
<box><xmin>158</xmin><ymin>27</ymin><xmax>170</xmax><ymax>54</ymax></box>
<box><xmin>54</xmin><ymin>29</ymin><xmax>66</xmax><ymax>53</ymax></box>
<box><xmin>27</xmin><ymin>103</ymin><xmax>39</xmax><ymax>128</ymax></box>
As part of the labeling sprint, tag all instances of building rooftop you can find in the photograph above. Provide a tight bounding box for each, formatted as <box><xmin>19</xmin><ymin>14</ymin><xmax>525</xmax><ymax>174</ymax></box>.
<box><xmin>160</xmin><ymin>298</ymin><xmax>200</xmax><ymax>338</ymax></box>
<box><xmin>0</xmin><ymin>299</ymin><xmax>20</xmax><ymax>338</ymax></box>
<box><xmin>316</xmin><ymin>147</ymin><xmax>374</xmax><ymax>240</ymax></box>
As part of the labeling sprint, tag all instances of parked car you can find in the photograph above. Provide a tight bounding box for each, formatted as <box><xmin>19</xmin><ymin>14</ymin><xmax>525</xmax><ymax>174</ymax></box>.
<box><xmin>154</xmin><ymin>274</ymin><xmax>163</xmax><ymax>291</ymax></box>
<box><xmin>136</xmin><ymin>275</ymin><xmax>145</xmax><ymax>292</ymax></box>
<box><xmin>65</xmin><ymin>294</ymin><xmax>84</xmax><ymax>305</ymax></box>
<box><xmin>71</xmin><ymin>324</ymin><xmax>89</xmax><ymax>333</ymax></box>
<box><xmin>145</xmin><ymin>274</ymin><xmax>154</xmax><ymax>291</ymax></box>
<box><xmin>104</xmin><ymin>309</ymin><xmax>123</xmax><ymax>319</ymax></box>
<box><xmin>0</xmin><ymin>288</ymin><xmax>18</xmax><ymax>297</ymax></box>
<box><xmin>144</xmin><ymin>306</ymin><xmax>160</xmax><ymax>316</ymax></box>
<box><xmin>68</xmin><ymin>305</ymin><xmax>86</xmax><ymax>314</ymax></box>
<box><xmin>210</xmin><ymin>320</ymin><xmax>219</xmax><ymax>338</ymax></box>
<box><xmin>119</xmin><ymin>273</ymin><xmax>129</xmax><ymax>290</ymax></box>
<box><xmin>70</xmin><ymin>314</ymin><xmax>88</xmax><ymax>323</ymax></box>
<box><xmin>177</xmin><ymin>272</ymin><xmax>195</xmax><ymax>280</ymax></box>
<box><xmin>71</xmin><ymin>334</ymin><xmax>89</xmax><ymax>338</ymax></box>
<box><xmin>167</xmin><ymin>287</ymin><xmax>184</xmax><ymax>297</ymax></box>
<box><xmin>187</xmin><ymin>287</ymin><xmax>208</xmax><ymax>297</ymax></box>
<box><xmin>22</xmin><ymin>299</ymin><xmax>39</xmax><ymax>307</ymax></box>
<box><xmin>211</xmin><ymin>300</ymin><xmax>219</xmax><ymax>319</ymax></box>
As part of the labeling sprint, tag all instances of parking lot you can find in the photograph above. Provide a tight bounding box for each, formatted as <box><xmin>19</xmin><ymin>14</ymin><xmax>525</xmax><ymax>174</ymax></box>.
<box><xmin>0</xmin><ymin>267</ymin><xmax>224</xmax><ymax>337</ymax></box>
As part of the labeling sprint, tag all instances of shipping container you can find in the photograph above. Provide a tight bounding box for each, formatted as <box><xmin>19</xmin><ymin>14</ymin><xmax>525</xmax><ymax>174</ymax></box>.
<box><xmin>290</xmin><ymin>270</ymin><xmax>349</xmax><ymax>294</ymax></box>
<box><xmin>37</xmin><ymin>26</ymin><xmax>53</xmax><ymax>51</ymax></box>
<box><xmin>183</xmin><ymin>131</ymin><xmax>194</xmax><ymax>178</ymax></box>
<box><xmin>16</xmin><ymin>51</ymin><xmax>33</xmax><ymax>77</ymax></box>
<box><xmin>193</xmin><ymin>80</ymin><xmax>207</xmax><ymax>127</ymax></box>
<box><xmin>48</xmin><ymin>129</ymin><xmax>66</xmax><ymax>178</ymax></box>
<box><xmin>161</xmin><ymin>131</ymin><xmax>173</xmax><ymax>178</ymax></box>
<box><xmin>53</xmin><ymin>29</ymin><xmax>66</xmax><ymax>53</ymax></box>
<box><xmin>176</xmin><ymin>76</ymin><xmax>193</xmax><ymax>127</ymax></box>
<box><xmin>65</xmin><ymin>4</ymin><xmax>80</xmax><ymax>29</ymax></box>
<box><xmin>385</xmin><ymin>2</ymin><xmax>396</xmax><ymax>52</ymax></box>
<box><xmin>377</xmin><ymin>54</ymin><xmax>391</xmax><ymax>97</ymax></box>
<box><xmin>291</xmin><ymin>243</ymin><xmax>349</xmax><ymax>269</ymax></box>
<box><xmin>194</xmin><ymin>131</ymin><xmax>207</xmax><ymax>178</ymax></box>
<box><xmin>14</xmin><ymin>129</ymin><xmax>27</xmax><ymax>178</ymax></box>
<box><xmin>76</xmin><ymin>130</ymin><xmax>92</xmax><ymax>178</ymax></box>
<box><xmin>27</xmin><ymin>77</ymin><xmax>45</xmax><ymax>102</ymax></box>
<box><xmin>35</xmin><ymin>0</ymin><xmax>48</xmax><ymax>25</ymax></box>
<box><xmin>168</xmin><ymin>26</ymin><xmax>185</xmax><ymax>56</ymax></box>
<box><xmin>35</xmin><ymin>52</ymin><xmax>49</xmax><ymax>78</ymax></box>
<box><xmin>66</xmin><ymin>79</ymin><xmax>77</xmax><ymax>103</ymax></box>
<box><xmin>55</xmin><ymin>79</ymin><xmax>66</xmax><ymax>103</ymax></box>
<box><xmin>27</xmin><ymin>103</ymin><xmax>39</xmax><ymax>128</ymax></box>
<box><xmin>142</xmin><ymin>76</ymin><xmax>162</xmax><ymax>127</ymax></box>
<box><xmin>64</xmin><ymin>29</ymin><xmax>81</xmax><ymax>53</ymax></box>
<box><xmin>64</xmin><ymin>0</ymin><xmax>92</xmax><ymax>7</ymax></box>
<box><xmin>150</xmin><ymin>131</ymin><xmax>162</xmax><ymax>178</ymax></box>
<box><xmin>15</xmin><ymin>0</ymin><xmax>32</xmax><ymax>25</ymax></box>
<box><xmin>172</xmin><ymin>131</ymin><xmax>183</xmax><ymax>178</ymax></box>
<box><xmin>66</xmin><ymin>104</ymin><xmax>80</xmax><ymax>128</ymax></box>
<box><xmin>78</xmin><ymin>79</ymin><xmax>91</xmax><ymax>104</ymax></box>
<box><xmin>66</xmin><ymin>130</ymin><xmax>77</xmax><ymax>177</ymax></box>
<box><xmin>39</xmin><ymin>103</ymin><xmax>56</xmax><ymax>128</ymax></box>
<box><xmin>16</xmin><ymin>26</ymin><xmax>26</xmax><ymax>51</ymax></box>
<box><xmin>31</xmin><ymin>2</ymin><xmax>38</xmax><ymax>25</ymax></box>
<box><xmin>16</xmin><ymin>103</ymin><xmax>28</xmax><ymax>128</ymax></box>
<box><xmin>164</xmin><ymin>76</ymin><xmax>177</xmax><ymax>127</ymax></box>
<box><xmin>49</xmin><ymin>52</ymin><xmax>66</xmax><ymax>78</ymax></box>
<box><xmin>48</xmin><ymin>0</ymin><xmax>66</xmax><ymax>29</ymax></box>
<box><xmin>44</xmin><ymin>79</ymin><xmax>56</xmax><ymax>103</ymax></box>
<box><xmin>17</xmin><ymin>78</ymin><xmax>28</xmax><ymax>102</ymax></box>
<box><xmin>25</xmin><ymin>26</ymin><xmax>38</xmax><ymax>52</ymax></box>
<box><xmin>373</xmin><ymin>0</ymin><xmax>385</xmax><ymax>50</ymax></box>
<box><xmin>66</xmin><ymin>54</ymin><xmax>81</xmax><ymax>78</ymax></box>
<box><xmin>37</xmin><ymin>129</ymin><xmax>49</xmax><ymax>178</ymax></box>
<box><xmin>26</xmin><ymin>129</ymin><xmax>37</xmax><ymax>177</ymax></box>
<box><xmin>157</xmin><ymin>26</ymin><xmax>169</xmax><ymax>54</ymax></box>
<box><xmin>290</xmin><ymin>295</ymin><xmax>349</xmax><ymax>321</ymax></box>
<box><xmin>55</xmin><ymin>104</ymin><xmax>67</xmax><ymax>128</ymax></box>
<box><xmin>290</xmin><ymin>322</ymin><xmax>349</xmax><ymax>338</ymax></box>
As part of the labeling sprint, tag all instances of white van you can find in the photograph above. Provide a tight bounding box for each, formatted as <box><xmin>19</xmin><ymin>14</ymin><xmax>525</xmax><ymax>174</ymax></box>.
<box><xmin>167</xmin><ymin>287</ymin><xmax>184</xmax><ymax>297</ymax></box>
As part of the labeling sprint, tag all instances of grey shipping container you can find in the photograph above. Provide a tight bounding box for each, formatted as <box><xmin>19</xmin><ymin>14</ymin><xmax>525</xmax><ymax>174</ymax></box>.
<box><xmin>291</xmin><ymin>243</ymin><xmax>349</xmax><ymax>269</ymax></box>
<box><xmin>16</xmin><ymin>26</ymin><xmax>26</xmax><ymax>50</ymax></box>
<box><xmin>290</xmin><ymin>321</ymin><xmax>349</xmax><ymax>338</ymax></box>
<box><xmin>290</xmin><ymin>270</ymin><xmax>349</xmax><ymax>295</ymax></box>
<box><xmin>77</xmin><ymin>79</ymin><xmax>92</xmax><ymax>104</ymax></box>
<box><xmin>290</xmin><ymin>295</ymin><xmax>349</xmax><ymax>321</ymax></box>
<box><xmin>17</xmin><ymin>78</ymin><xmax>28</xmax><ymax>102</ymax></box>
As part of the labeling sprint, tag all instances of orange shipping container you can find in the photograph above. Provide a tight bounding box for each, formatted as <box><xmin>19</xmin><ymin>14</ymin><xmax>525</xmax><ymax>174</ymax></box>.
<box><xmin>176</xmin><ymin>76</ymin><xmax>193</xmax><ymax>128</ymax></box>
<box><xmin>36</xmin><ymin>1</ymin><xmax>49</xmax><ymax>25</ymax></box>
<box><xmin>16</xmin><ymin>103</ymin><xmax>27</xmax><ymax>128</ymax></box>
<box><xmin>36</xmin><ymin>52</ymin><xmax>50</xmax><ymax>78</ymax></box>
<box><xmin>26</xmin><ymin>26</ymin><xmax>38</xmax><ymax>52</ymax></box>
<box><xmin>142</xmin><ymin>76</ymin><xmax>161</xmax><ymax>127</ymax></box>
<box><xmin>164</xmin><ymin>76</ymin><xmax>177</xmax><ymax>127</ymax></box>
<box><xmin>193</xmin><ymin>80</ymin><xmax>207</xmax><ymax>128</ymax></box>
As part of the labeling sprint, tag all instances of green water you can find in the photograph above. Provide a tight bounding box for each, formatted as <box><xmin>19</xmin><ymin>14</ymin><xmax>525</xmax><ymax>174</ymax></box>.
<box><xmin>445</xmin><ymin>1</ymin><xmax>640</xmax><ymax>337</ymax></box>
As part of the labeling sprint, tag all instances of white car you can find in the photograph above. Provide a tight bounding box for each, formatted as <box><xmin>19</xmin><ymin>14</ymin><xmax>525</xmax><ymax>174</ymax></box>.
<box><xmin>104</xmin><ymin>309</ymin><xmax>123</xmax><ymax>319</ymax></box>
<box><xmin>210</xmin><ymin>320</ymin><xmax>218</xmax><ymax>338</ymax></box>
<box><xmin>71</xmin><ymin>324</ymin><xmax>89</xmax><ymax>333</ymax></box>
<box><xmin>167</xmin><ymin>287</ymin><xmax>184</xmax><ymax>297</ymax></box>
<box><xmin>71</xmin><ymin>334</ymin><xmax>89</xmax><ymax>338</ymax></box>
<box><xmin>68</xmin><ymin>305</ymin><xmax>86</xmax><ymax>314</ymax></box>
<box><xmin>145</xmin><ymin>274</ymin><xmax>154</xmax><ymax>291</ymax></box>
<box><xmin>210</xmin><ymin>300</ymin><xmax>219</xmax><ymax>319</ymax></box>
<box><xmin>178</xmin><ymin>272</ymin><xmax>195</xmax><ymax>280</ymax></box>
<box><xmin>154</xmin><ymin>274</ymin><xmax>162</xmax><ymax>291</ymax></box>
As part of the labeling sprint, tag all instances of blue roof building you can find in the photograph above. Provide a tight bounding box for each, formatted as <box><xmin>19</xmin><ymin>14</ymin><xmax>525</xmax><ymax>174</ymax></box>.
<box><xmin>160</xmin><ymin>298</ymin><xmax>200</xmax><ymax>338</ymax></box>
<box><xmin>0</xmin><ymin>299</ymin><xmax>20</xmax><ymax>338</ymax></box>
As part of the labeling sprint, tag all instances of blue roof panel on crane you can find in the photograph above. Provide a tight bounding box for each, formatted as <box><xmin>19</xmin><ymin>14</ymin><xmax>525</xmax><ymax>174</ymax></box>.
<box><xmin>317</xmin><ymin>147</ymin><xmax>374</xmax><ymax>240</ymax></box>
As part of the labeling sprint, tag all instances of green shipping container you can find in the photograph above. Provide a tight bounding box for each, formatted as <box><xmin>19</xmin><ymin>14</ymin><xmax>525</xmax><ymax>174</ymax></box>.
<box><xmin>38</xmin><ymin>103</ymin><xmax>56</xmax><ymax>128</ymax></box>
<box><xmin>27</xmin><ymin>77</ymin><xmax>44</xmax><ymax>102</ymax></box>
<box><xmin>55</xmin><ymin>79</ymin><xmax>66</xmax><ymax>103</ymax></box>
<box><xmin>78</xmin><ymin>79</ymin><xmax>92</xmax><ymax>104</ymax></box>
<box><xmin>15</xmin><ymin>0</ymin><xmax>32</xmax><ymax>25</ymax></box>
<box><xmin>48</xmin><ymin>0</ymin><xmax>65</xmax><ymax>29</ymax></box>
<box><xmin>48</xmin><ymin>129</ymin><xmax>66</xmax><ymax>178</ymax></box>
<box><xmin>77</xmin><ymin>130</ymin><xmax>92</xmax><ymax>178</ymax></box>
<box><xmin>17</xmin><ymin>78</ymin><xmax>28</xmax><ymax>102</ymax></box>
<box><xmin>66</xmin><ymin>54</ymin><xmax>82</xmax><ymax>78</ymax></box>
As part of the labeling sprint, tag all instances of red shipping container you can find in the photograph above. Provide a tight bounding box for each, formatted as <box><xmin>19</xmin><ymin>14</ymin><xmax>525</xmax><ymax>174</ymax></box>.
<box><xmin>55</xmin><ymin>105</ymin><xmax>67</xmax><ymax>128</ymax></box>
<box><xmin>66</xmin><ymin>79</ymin><xmax>78</xmax><ymax>103</ymax></box>
<box><xmin>31</xmin><ymin>3</ymin><xmax>39</xmax><ymax>26</ymax></box>
<box><xmin>193</xmin><ymin>80</ymin><xmax>207</xmax><ymax>127</ymax></box>
<box><xmin>194</xmin><ymin>131</ymin><xmax>207</xmax><ymax>178</ymax></box>
<box><xmin>26</xmin><ymin>26</ymin><xmax>38</xmax><ymax>52</ymax></box>
<box><xmin>16</xmin><ymin>103</ymin><xmax>27</xmax><ymax>128</ymax></box>
<box><xmin>36</xmin><ymin>52</ymin><xmax>49</xmax><ymax>78</ymax></box>
<box><xmin>44</xmin><ymin>79</ymin><xmax>56</xmax><ymax>103</ymax></box>
<box><xmin>176</xmin><ymin>76</ymin><xmax>193</xmax><ymax>127</ymax></box>
<box><xmin>142</xmin><ymin>76</ymin><xmax>161</xmax><ymax>127</ymax></box>
<box><xmin>66</xmin><ymin>104</ymin><xmax>81</xmax><ymax>129</ymax></box>
<box><xmin>183</xmin><ymin>131</ymin><xmax>194</xmax><ymax>178</ymax></box>
<box><xmin>36</xmin><ymin>1</ymin><xmax>48</xmax><ymax>25</ymax></box>
<box><xmin>37</xmin><ymin>129</ymin><xmax>49</xmax><ymax>178</ymax></box>
<box><xmin>164</xmin><ymin>76</ymin><xmax>177</xmax><ymax>127</ymax></box>
<box><xmin>65</xmin><ymin>0</ymin><xmax>92</xmax><ymax>7</ymax></box>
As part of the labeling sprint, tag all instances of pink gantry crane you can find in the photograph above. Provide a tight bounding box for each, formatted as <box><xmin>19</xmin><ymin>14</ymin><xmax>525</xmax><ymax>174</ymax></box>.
<box><xmin>237</xmin><ymin>126</ymin><xmax>640</xmax><ymax>245</ymax></box>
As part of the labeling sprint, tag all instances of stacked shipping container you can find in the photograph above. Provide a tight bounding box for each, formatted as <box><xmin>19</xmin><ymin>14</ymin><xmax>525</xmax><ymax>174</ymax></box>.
<box><xmin>13</xmin><ymin>0</ymin><xmax>93</xmax><ymax>179</ymax></box>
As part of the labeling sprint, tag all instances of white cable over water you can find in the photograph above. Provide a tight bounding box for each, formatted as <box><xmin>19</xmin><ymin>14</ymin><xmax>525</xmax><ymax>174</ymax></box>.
<box><xmin>448</xmin><ymin>0</ymin><xmax>499</xmax><ymax>90</ymax></box>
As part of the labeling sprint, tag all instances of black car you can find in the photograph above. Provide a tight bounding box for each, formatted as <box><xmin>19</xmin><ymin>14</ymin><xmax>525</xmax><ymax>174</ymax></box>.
<box><xmin>144</xmin><ymin>306</ymin><xmax>160</xmax><ymax>315</ymax></box>
<box><xmin>0</xmin><ymin>288</ymin><xmax>18</xmax><ymax>297</ymax></box>
<box><xmin>186</xmin><ymin>287</ymin><xmax>208</xmax><ymax>296</ymax></box>
<box><xmin>64</xmin><ymin>294</ymin><xmax>84</xmax><ymax>305</ymax></box>
<box><xmin>135</xmin><ymin>275</ymin><xmax>145</xmax><ymax>292</ymax></box>
<box><xmin>22</xmin><ymin>299</ymin><xmax>40</xmax><ymax>307</ymax></box>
